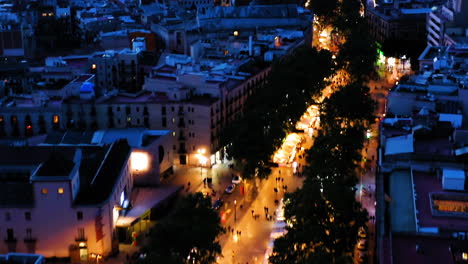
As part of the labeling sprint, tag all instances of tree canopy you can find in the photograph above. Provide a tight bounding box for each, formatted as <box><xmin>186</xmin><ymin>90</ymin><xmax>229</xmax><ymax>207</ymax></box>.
<box><xmin>139</xmin><ymin>193</ymin><xmax>225</xmax><ymax>264</ymax></box>
<box><xmin>221</xmin><ymin>46</ymin><xmax>333</xmax><ymax>179</ymax></box>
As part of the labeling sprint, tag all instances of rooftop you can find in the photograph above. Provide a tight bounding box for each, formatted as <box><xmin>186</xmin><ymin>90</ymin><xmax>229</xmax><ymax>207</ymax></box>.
<box><xmin>413</xmin><ymin>171</ymin><xmax>468</xmax><ymax>231</ymax></box>
<box><xmin>392</xmin><ymin>234</ymin><xmax>461</xmax><ymax>264</ymax></box>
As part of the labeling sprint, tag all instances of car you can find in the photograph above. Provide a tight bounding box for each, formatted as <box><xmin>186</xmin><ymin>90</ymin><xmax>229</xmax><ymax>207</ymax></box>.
<box><xmin>232</xmin><ymin>175</ymin><xmax>241</xmax><ymax>184</ymax></box>
<box><xmin>358</xmin><ymin>227</ymin><xmax>367</xmax><ymax>239</ymax></box>
<box><xmin>357</xmin><ymin>251</ymin><xmax>368</xmax><ymax>263</ymax></box>
<box><xmin>225</xmin><ymin>184</ymin><xmax>236</xmax><ymax>194</ymax></box>
<box><xmin>357</xmin><ymin>239</ymin><xmax>367</xmax><ymax>251</ymax></box>
<box><xmin>212</xmin><ymin>199</ymin><xmax>223</xmax><ymax>210</ymax></box>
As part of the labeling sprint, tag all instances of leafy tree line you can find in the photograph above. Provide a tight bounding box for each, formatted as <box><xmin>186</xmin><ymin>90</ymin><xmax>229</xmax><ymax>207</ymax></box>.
<box><xmin>221</xmin><ymin>46</ymin><xmax>334</xmax><ymax>179</ymax></box>
<box><xmin>269</xmin><ymin>0</ymin><xmax>378</xmax><ymax>263</ymax></box>
<box><xmin>138</xmin><ymin>193</ymin><xmax>225</xmax><ymax>264</ymax></box>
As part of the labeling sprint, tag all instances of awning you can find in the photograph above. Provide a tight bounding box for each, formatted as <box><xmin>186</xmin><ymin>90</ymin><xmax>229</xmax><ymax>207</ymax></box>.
<box><xmin>116</xmin><ymin>185</ymin><xmax>182</xmax><ymax>227</ymax></box>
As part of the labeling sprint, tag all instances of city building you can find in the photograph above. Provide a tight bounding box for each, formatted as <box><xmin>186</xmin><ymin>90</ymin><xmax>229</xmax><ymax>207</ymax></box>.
<box><xmin>426</xmin><ymin>0</ymin><xmax>468</xmax><ymax>46</ymax></box>
<box><xmin>378</xmin><ymin>43</ymin><xmax>468</xmax><ymax>263</ymax></box>
<box><xmin>0</xmin><ymin>135</ymin><xmax>177</xmax><ymax>260</ymax></box>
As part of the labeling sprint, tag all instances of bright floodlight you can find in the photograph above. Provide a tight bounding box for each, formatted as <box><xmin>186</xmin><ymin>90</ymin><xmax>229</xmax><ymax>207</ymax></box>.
<box><xmin>131</xmin><ymin>152</ymin><xmax>149</xmax><ymax>172</ymax></box>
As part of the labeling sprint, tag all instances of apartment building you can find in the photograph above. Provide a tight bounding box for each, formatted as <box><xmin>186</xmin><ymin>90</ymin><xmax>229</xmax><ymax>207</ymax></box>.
<box><xmin>426</xmin><ymin>0</ymin><xmax>468</xmax><ymax>46</ymax></box>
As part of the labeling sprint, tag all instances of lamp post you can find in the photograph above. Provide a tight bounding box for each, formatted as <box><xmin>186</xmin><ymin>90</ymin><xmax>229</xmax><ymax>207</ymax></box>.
<box><xmin>196</xmin><ymin>148</ymin><xmax>207</xmax><ymax>185</ymax></box>
<box><xmin>234</xmin><ymin>199</ymin><xmax>237</xmax><ymax>223</ymax></box>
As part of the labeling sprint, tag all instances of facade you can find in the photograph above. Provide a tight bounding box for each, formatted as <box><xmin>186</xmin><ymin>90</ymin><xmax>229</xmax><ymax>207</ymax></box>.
<box><xmin>426</xmin><ymin>0</ymin><xmax>468</xmax><ymax>46</ymax></box>
<box><xmin>0</xmin><ymin>134</ymin><xmax>175</xmax><ymax>260</ymax></box>
<box><xmin>89</xmin><ymin>49</ymin><xmax>145</xmax><ymax>96</ymax></box>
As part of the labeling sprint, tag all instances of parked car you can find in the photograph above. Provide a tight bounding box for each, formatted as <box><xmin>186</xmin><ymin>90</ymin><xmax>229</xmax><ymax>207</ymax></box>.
<box><xmin>357</xmin><ymin>239</ymin><xmax>367</xmax><ymax>251</ymax></box>
<box><xmin>232</xmin><ymin>175</ymin><xmax>241</xmax><ymax>184</ymax></box>
<box><xmin>225</xmin><ymin>184</ymin><xmax>236</xmax><ymax>194</ymax></box>
<box><xmin>212</xmin><ymin>199</ymin><xmax>223</xmax><ymax>210</ymax></box>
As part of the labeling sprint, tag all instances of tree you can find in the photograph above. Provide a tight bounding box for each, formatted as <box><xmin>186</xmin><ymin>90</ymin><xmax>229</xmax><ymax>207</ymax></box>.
<box><xmin>139</xmin><ymin>193</ymin><xmax>225</xmax><ymax>264</ymax></box>
<box><xmin>320</xmin><ymin>82</ymin><xmax>375</xmax><ymax>129</ymax></box>
<box><xmin>269</xmin><ymin>179</ymin><xmax>367</xmax><ymax>264</ymax></box>
<box><xmin>305</xmin><ymin>125</ymin><xmax>365</xmax><ymax>186</ymax></box>
<box><xmin>221</xmin><ymin>46</ymin><xmax>333</xmax><ymax>179</ymax></box>
<box><xmin>337</xmin><ymin>27</ymin><xmax>377</xmax><ymax>80</ymax></box>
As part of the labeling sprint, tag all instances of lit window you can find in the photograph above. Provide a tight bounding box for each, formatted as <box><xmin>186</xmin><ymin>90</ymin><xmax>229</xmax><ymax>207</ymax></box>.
<box><xmin>41</xmin><ymin>188</ymin><xmax>48</xmax><ymax>195</ymax></box>
<box><xmin>172</xmin><ymin>118</ymin><xmax>175</xmax><ymax>123</ymax></box>
<box><xmin>463</xmin><ymin>252</ymin><xmax>468</xmax><ymax>260</ymax></box>
<box><xmin>58</xmin><ymin>188</ymin><xmax>64</xmax><ymax>194</ymax></box>
<box><xmin>53</xmin><ymin>115</ymin><xmax>59</xmax><ymax>124</ymax></box>
<box><xmin>92</xmin><ymin>64</ymin><xmax>97</xmax><ymax>70</ymax></box>
<box><xmin>172</xmin><ymin>132</ymin><xmax>176</xmax><ymax>137</ymax></box>
<box><xmin>233</xmin><ymin>30</ymin><xmax>239</xmax><ymax>36</ymax></box>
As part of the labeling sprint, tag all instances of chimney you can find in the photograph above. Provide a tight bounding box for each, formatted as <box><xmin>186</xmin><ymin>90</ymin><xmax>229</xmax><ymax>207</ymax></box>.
<box><xmin>249</xmin><ymin>36</ymin><xmax>253</xmax><ymax>56</ymax></box>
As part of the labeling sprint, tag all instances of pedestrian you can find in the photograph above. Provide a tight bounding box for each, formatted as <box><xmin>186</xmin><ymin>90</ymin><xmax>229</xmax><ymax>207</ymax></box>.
<box><xmin>266</xmin><ymin>207</ymin><xmax>269</xmax><ymax>213</ymax></box>
<box><xmin>228</xmin><ymin>225</ymin><xmax>231</xmax><ymax>232</ymax></box>
<box><xmin>285</xmin><ymin>185</ymin><xmax>288</xmax><ymax>191</ymax></box>
<box><xmin>251</xmin><ymin>210</ymin><xmax>254</xmax><ymax>216</ymax></box>
<box><xmin>281</xmin><ymin>177</ymin><xmax>284</xmax><ymax>182</ymax></box>
<box><xmin>187</xmin><ymin>181</ymin><xmax>191</xmax><ymax>187</ymax></box>
<box><xmin>279</xmin><ymin>169</ymin><xmax>281</xmax><ymax>175</ymax></box>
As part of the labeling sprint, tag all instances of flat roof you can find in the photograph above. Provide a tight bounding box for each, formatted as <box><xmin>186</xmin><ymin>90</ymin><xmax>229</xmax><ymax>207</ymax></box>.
<box><xmin>389</xmin><ymin>170</ymin><xmax>417</xmax><ymax>233</ymax></box>
<box><xmin>385</xmin><ymin>134</ymin><xmax>414</xmax><ymax>155</ymax></box>
<box><xmin>413</xmin><ymin>171</ymin><xmax>468</xmax><ymax>231</ymax></box>
<box><xmin>392</xmin><ymin>234</ymin><xmax>455</xmax><ymax>264</ymax></box>
<box><xmin>116</xmin><ymin>186</ymin><xmax>182</xmax><ymax>227</ymax></box>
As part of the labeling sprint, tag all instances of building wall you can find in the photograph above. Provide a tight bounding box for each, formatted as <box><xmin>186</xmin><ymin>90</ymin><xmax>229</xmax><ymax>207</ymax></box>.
<box><xmin>0</xmin><ymin>107</ymin><xmax>62</xmax><ymax>137</ymax></box>
<box><xmin>0</xmin><ymin>157</ymin><xmax>134</xmax><ymax>258</ymax></box>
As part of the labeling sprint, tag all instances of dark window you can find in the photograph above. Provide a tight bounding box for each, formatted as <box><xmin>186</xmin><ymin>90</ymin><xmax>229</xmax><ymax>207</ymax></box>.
<box><xmin>162</xmin><ymin>106</ymin><xmax>166</xmax><ymax>115</ymax></box>
<box><xmin>136</xmin><ymin>107</ymin><xmax>139</xmax><ymax>112</ymax></box>
<box><xmin>77</xmin><ymin>228</ymin><xmax>85</xmax><ymax>240</ymax></box>
<box><xmin>77</xmin><ymin>211</ymin><xmax>83</xmax><ymax>221</ymax></box>
<box><xmin>25</xmin><ymin>212</ymin><xmax>31</xmax><ymax>221</ymax></box>
<box><xmin>5</xmin><ymin>212</ymin><xmax>10</xmax><ymax>221</ymax></box>
<box><xmin>171</xmin><ymin>107</ymin><xmax>175</xmax><ymax>112</ymax></box>
<box><xmin>173</xmin><ymin>145</ymin><xmax>176</xmax><ymax>150</ymax></box>
<box><xmin>162</xmin><ymin>117</ymin><xmax>167</xmax><ymax>127</ymax></box>
<box><xmin>26</xmin><ymin>228</ymin><xmax>32</xmax><ymax>240</ymax></box>
<box><xmin>117</xmin><ymin>106</ymin><xmax>120</xmax><ymax>111</ymax></box>
<box><xmin>6</xmin><ymin>229</ymin><xmax>14</xmax><ymax>240</ymax></box>
<box><xmin>126</xmin><ymin>106</ymin><xmax>131</xmax><ymax>115</ymax></box>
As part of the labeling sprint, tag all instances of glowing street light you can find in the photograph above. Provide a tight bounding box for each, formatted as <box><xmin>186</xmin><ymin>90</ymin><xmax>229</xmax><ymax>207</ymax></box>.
<box><xmin>196</xmin><ymin>148</ymin><xmax>208</xmax><ymax>184</ymax></box>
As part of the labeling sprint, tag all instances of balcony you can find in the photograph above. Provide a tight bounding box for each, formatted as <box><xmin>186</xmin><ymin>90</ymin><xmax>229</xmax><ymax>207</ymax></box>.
<box><xmin>24</xmin><ymin>238</ymin><xmax>37</xmax><ymax>243</ymax></box>
<box><xmin>75</xmin><ymin>237</ymin><xmax>87</xmax><ymax>242</ymax></box>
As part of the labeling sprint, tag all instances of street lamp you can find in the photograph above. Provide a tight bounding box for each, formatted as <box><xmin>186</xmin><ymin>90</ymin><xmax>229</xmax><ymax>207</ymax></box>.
<box><xmin>234</xmin><ymin>199</ymin><xmax>237</xmax><ymax>223</ymax></box>
<box><xmin>196</xmin><ymin>148</ymin><xmax>207</xmax><ymax>184</ymax></box>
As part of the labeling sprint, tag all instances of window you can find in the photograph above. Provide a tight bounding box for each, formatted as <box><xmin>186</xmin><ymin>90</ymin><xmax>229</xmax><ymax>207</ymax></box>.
<box><xmin>53</xmin><ymin>115</ymin><xmax>59</xmax><ymax>124</ymax></box>
<box><xmin>117</xmin><ymin>106</ymin><xmax>121</xmax><ymax>111</ymax></box>
<box><xmin>77</xmin><ymin>211</ymin><xmax>83</xmax><ymax>221</ymax></box>
<box><xmin>58</xmin><ymin>188</ymin><xmax>64</xmax><ymax>194</ymax></box>
<box><xmin>41</xmin><ymin>188</ymin><xmax>48</xmax><ymax>195</ymax></box>
<box><xmin>136</xmin><ymin>107</ymin><xmax>139</xmax><ymax>112</ymax></box>
<box><xmin>5</xmin><ymin>212</ymin><xmax>11</xmax><ymax>221</ymax></box>
<box><xmin>162</xmin><ymin>117</ymin><xmax>167</xmax><ymax>127</ymax></box>
<box><xmin>6</xmin><ymin>229</ymin><xmax>14</xmax><ymax>241</ymax></box>
<box><xmin>162</xmin><ymin>106</ymin><xmax>166</xmax><ymax>115</ymax></box>
<box><xmin>25</xmin><ymin>212</ymin><xmax>31</xmax><ymax>221</ymax></box>
<box><xmin>171</xmin><ymin>107</ymin><xmax>175</xmax><ymax>112</ymax></box>
<box><xmin>77</xmin><ymin>228</ymin><xmax>85</xmax><ymax>240</ymax></box>
<box><xmin>26</xmin><ymin>228</ymin><xmax>32</xmax><ymax>240</ymax></box>
<box><xmin>173</xmin><ymin>145</ymin><xmax>176</xmax><ymax>150</ymax></box>
<box><xmin>172</xmin><ymin>132</ymin><xmax>176</xmax><ymax>137</ymax></box>
<box><xmin>172</xmin><ymin>118</ymin><xmax>175</xmax><ymax>124</ymax></box>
